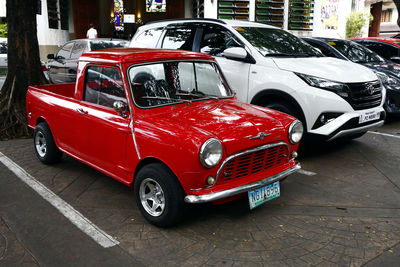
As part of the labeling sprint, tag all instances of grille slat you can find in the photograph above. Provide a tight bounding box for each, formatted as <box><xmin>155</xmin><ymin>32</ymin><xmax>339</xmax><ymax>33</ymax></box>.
<box><xmin>219</xmin><ymin>144</ymin><xmax>289</xmax><ymax>184</ymax></box>
<box><xmin>347</xmin><ymin>81</ymin><xmax>382</xmax><ymax>110</ymax></box>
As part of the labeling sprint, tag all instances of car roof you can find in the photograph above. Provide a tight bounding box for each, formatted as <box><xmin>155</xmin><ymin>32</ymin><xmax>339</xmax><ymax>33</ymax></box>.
<box><xmin>79</xmin><ymin>48</ymin><xmax>215</xmax><ymax>64</ymax></box>
<box><xmin>68</xmin><ymin>38</ymin><xmax>128</xmax><ymax>43</ymax></box>
<box><xmin>138</xmin><ymin>18</ymin><xmax>277</xmax><ymax>30</ymax></box>
<box><xmin>349</xmin><ymin>37</ymin><xmax>400</xmax><ymax>46</ymax></box>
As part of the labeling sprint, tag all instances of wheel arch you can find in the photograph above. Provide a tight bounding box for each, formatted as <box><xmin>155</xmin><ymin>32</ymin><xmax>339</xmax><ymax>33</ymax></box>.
<box><xmin>250</xmin><ymin>89</ymin><xmax>307</xmax><ymax>130</ymax></box>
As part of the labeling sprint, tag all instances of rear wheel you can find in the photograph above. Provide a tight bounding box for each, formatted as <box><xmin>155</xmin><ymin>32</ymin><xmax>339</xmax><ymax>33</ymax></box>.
<box><xmin>33</xmin><ymin>122</ymin><xmax>62</xmax><ymax>164</ymax></box>
<box><xmin>134</xmin><ymin>163</ymin><xmax>186</xmax><ymax>227</ymax></box>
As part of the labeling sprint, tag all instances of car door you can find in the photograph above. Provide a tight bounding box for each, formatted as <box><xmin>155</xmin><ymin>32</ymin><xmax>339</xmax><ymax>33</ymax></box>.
<box><xmin>48</xmin><ymin>42</ymin><xmax>74</xmax><ymax>83</ymax></box>
<box><xmin>196</xmin><ymin>24</ymin><xmax>251</xmax><ymax>102</ymax></box>
<box><xmin>76</xmin><ymin>65</ymin><xmax>134</xmax><ymax>180</ymax></box>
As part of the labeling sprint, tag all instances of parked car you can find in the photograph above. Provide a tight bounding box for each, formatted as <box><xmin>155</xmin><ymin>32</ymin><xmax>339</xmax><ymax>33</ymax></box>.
<box><xmin>391</xmin><ymin>33</ymin><xmax>400</xmax><ymax>39</ymax></box>
<box><xmin>47</xmin><ymin>38</ymin><xmax>128</xmax><ymax>84</ymax></box>
<box><xmin>349</xmin><ymin>37</ymin><xmax>400</xmax><ymax>64</ymax></box>
<box><xmin>303</xmin><ymin>37</ymin><xmax>400</xmax><ymax>115</ymax></box>
<box><xmin>26</xmin><ymin>48</ymin><xmax>303</xmax><ymax>226</ymax></box>
<box><xmin>0</xmin><ymin>39</ymin><xmax>7</xmax><ymax>70</ymax></box>
<box><xmin>130</xmin><ymin>19</ymin><xmax>386</xmax><ymax>141</ymax></box>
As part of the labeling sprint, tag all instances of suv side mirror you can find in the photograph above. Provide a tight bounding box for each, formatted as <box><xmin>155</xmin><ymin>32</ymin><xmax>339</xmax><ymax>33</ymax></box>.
<box><xmin>390</xmin><ymin>57</ymin><xmax>400</xmax><ymax>64</ymax></box>
<box><xmin>47</xmin><ymin>54</ymin><xmax>55</xmax><ymax>60</ymax></box>
<box><xmin>223</xmin><ymin>47</ymin><xmax>256</xmax><ymax>64</ymax></box>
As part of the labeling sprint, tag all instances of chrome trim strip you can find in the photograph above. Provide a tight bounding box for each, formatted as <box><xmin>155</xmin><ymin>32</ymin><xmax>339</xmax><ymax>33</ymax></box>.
<box><xmin>215</xmin><ymin>141</ymin><xmax>290</xmax><ymax>185</ymax></box>
<box><xmin>184</xmin><ymin>163</ymin><xmax>301</xmax><ymax>204</ymax></box>
<box><xmin>327</xmin><ymin>120</ymin><xmax>385</xmax><ymax>141</ymax></box>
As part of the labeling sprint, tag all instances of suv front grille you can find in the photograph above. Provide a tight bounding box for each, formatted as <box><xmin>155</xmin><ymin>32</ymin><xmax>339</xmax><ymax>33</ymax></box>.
<box><xmin>218</xmin><ymin>144</ymin><xmax>289</xmax><ymax>184</ymax></box>
<box><xmin>346</xmin><ymin>81</ymin><xmax>382</xmax><ymax>110</ymax></box>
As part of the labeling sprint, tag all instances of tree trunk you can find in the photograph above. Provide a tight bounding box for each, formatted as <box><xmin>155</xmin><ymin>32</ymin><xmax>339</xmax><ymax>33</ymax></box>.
<box><xmin>394</xmin><ymin>0</ymin><xmax>400</xmax><ymax>28</ymax></box>
<box><xmin>0</xmin><ymin>0</ymin><xmax>47</xmax><ymax>140</ymax></box>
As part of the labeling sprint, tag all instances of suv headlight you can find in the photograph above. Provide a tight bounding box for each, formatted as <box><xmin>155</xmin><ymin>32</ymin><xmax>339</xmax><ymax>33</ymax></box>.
<box><xmin>199</xmin><ymin>138</ymin><xmax>223</xmax><ymax>168</ymax></box>
<box><xmin>296</xmin><ymin>73</ymin><xmax>350</xmax><ymax>98</ymax></box>
<box><xmin>375</xmin><ymin>71</ymin><xmax>400</xmax><ymax>88</ymax></box>
<box><xmin>288</xmin><ymin>120</ymin><xmax>304</xmax><ymax>144</ymax></box>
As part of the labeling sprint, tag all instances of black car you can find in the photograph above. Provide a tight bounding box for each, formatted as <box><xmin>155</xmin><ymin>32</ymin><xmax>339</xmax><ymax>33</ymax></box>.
<box><xmin>303</xmin><ymin>37</ymin><xmax>400</xmax><ymax>115</ymax></box>
<box><xmin>47</xmin><ymin>38</ymin><xmax>128</xmax><ymax>84</ymax></box>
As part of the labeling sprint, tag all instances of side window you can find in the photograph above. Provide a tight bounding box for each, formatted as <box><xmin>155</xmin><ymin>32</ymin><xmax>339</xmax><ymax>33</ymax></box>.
<box><xmin>56</xmin><ymin>42</ymin><xmax>74</xmax><ymax>59</ymax></box>
<box><xmin>162</xmin><ymin>27</ymin><xmax>196</xmax><ymax>51</ymax></box>
<box><xmin>71</xmin><ymin>42</ymin><xmax>87</xmax><ymax>59</ymax></box>
<box><xmin>199</xmin><ymin>25</ymin><xmax>242</xmax><ymax>57</ymax></box>
<box><xmin>309</xmin><ymin>42</ymin><xmax>335</xmax><ymax>57</ymax></box>
<box><xmin>133</xmin><ymin>28</ymin><xmax>163</xmax><ymax>48</ymax></box>
<box><xmin>84</xmin><ymin>66</ymin><xmax>127</xmax><ymax>109</ymax></box>
<box><xmin>363</xmin><ymin>42</ymin><xmax>397</xmax><ymax>60</ymax></box>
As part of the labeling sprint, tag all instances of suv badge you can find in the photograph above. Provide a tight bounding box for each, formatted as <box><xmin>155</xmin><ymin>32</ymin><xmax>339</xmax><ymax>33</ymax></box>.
<box><xmin>366</xmin><ymin>83</ymin><xmax>376</xmax><ymax>95</ymax></box>
<box><xmin>250</xmin><ymin>132</ymin><xmax>271</xmax><ymax>140</ymax></box>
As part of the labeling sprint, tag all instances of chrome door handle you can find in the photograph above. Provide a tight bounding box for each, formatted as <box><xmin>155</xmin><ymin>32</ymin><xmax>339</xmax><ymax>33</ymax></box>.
<box><xmin>76</xmin><ymin>108</ymin><xmax>88</xmax><ymax>115</ymax></box>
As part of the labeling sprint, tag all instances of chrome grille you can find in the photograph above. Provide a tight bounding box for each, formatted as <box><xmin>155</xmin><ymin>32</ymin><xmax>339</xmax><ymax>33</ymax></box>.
<box><xmin>347</xmin><ymin>81</ymin><xmax>382</xmax><ymax>110</ymax></box>
<box><xmin>218</xmin><ymin>144</ymin><xmax>289</xmax><ymax>184</ymax></box>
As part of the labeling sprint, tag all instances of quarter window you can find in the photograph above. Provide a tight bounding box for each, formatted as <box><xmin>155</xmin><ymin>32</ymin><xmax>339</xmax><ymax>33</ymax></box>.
<box><xmin>84</xmin><ymin>66</ymin><xmax>127</xmax><ymax>109</ymax></box>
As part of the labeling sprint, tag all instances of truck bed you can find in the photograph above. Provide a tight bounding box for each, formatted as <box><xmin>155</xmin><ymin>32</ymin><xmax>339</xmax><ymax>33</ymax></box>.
<box><xmin>28</xmin><ymin>83</ymin><xmax>76</xmax><ymax>98</ymax></box>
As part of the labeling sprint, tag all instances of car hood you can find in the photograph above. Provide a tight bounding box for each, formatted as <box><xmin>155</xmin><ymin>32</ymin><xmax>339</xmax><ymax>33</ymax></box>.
<box><xmin>272</xmin><ymin>57</ymin><xmax>377</xmax><ymax>83</ymax></box>
<box><xmin>361</xmin><ymin>62</ymin><xmax>400</xmax><ymax>79</ymax></box>
<box><xmin>164</xmin><ymin>100</ymin><xmax>291</xmax><ymax>156</ymax></box>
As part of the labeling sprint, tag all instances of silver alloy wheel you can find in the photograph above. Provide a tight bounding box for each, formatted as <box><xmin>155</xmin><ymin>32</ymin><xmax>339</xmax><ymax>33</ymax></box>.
<box><xmin>35</xmin><ymin>131</ymin><xmax>47</xmax><ymax>158</ymax></box>
<box><xmin>139</xmin><ymin>178</ymin><xmax>165</xmax><ymax>217</ymax></box>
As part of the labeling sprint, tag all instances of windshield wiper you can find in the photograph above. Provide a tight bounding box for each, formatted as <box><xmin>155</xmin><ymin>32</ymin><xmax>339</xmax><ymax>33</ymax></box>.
<box><xmin>176</xmin><ymin>92</ymin><xmax>219</xmax><ymax>101</ymax></box>
<box><xmin>141</xmin><ymin>96</ymin><xmax>192</xmax><ymax>105</ymax></box>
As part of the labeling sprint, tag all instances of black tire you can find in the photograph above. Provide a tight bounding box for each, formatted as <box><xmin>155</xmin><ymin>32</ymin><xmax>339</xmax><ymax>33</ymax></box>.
<box><xmin>265</xmin><ymin>101</ymin><xmax>298</xmax><ymax>118</ymax></box>
<box><xmin>134</xmin><ymin>163</ymin><xmax>186</xmax><ymax>227</ymax></box>
<box><xmin>33</xmin><ymin>122</ymin><xmax>62</xmax><ymax>164</ymax></box>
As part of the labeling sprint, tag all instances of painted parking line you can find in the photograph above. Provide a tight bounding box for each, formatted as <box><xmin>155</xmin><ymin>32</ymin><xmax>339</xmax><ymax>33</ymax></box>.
<box><xmin>367</xmin><ymin>131</ymin><xmax>400</xmax><ymax>139</ymax></box>
<box><xmin>297</xmin><ymin>169</ymin><xmax>317</xmax><ymax>176</ymax></box>
<box><xmin>0</xmin><ymin>152</ymin><xmax>119</xmax><ymax>248</ymax></box>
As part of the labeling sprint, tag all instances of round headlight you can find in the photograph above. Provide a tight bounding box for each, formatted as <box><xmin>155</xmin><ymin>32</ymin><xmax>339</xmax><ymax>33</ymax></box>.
<box><xmin>288</xmin><ymin>120</ymin><xmax>304</xmax><ymax>144</ymax></box>
<box><xmin>199</xmin><ymin>138</ymin><xmax>223</xmax><ymax>168</ymax></box>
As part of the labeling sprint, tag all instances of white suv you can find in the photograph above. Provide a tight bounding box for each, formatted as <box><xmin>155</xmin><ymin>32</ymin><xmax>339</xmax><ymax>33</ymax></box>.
<box><xmin>129</xmin><ymin>19</ymin><xmax>385</xmax><ymax>141</ymax></box>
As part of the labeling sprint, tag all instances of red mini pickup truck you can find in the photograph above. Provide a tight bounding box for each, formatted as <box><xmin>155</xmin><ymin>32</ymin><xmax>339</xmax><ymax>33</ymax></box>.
<box><xmin>26</xmin><ymin>48</ymin><xmax>303</xmax><ymax>226</ymax></box>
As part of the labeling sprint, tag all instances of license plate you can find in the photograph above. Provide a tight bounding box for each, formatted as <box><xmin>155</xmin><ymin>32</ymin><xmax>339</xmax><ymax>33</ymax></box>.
<box><xmin>248</xmin><ymin>181</ymin><xmax>280</xmax><ymax>210</ymax></box>
<box><xmin>359</xmin><ymin>111</ymin><xmax>380</xmax><ymax>124</ymax></box>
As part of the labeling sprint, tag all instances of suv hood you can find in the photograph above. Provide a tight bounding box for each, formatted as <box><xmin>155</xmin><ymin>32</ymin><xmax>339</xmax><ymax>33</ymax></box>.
<box><xmin>273</xmin><ymin>57</ymin><xmax>377</xmax><ymax>83</ymax></box>
<box><xmin>167</xmin><ymin>100</ymin><xmax>291</xmax><ymax>156</ymax></box>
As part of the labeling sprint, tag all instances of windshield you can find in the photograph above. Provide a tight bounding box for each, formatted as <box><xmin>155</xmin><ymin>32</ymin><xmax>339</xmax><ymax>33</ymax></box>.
<box><xmin>128</xmin><ymin>61</ymin><xmax>233</xmax><ymax>108</ymax></box>
<box><xmin>90</xmin><ymin>40</ymin><xmax>128</xmax><ymax>50</ymax></box>
<box><xmin>327</xmin><ymin>39</ymin><xmax>385</xmax><ymax>63</ymax></box>
<box><xmin>234</xmin><ymin>27</ymin><xmax>322</xmax><ymax>57</ymax></box>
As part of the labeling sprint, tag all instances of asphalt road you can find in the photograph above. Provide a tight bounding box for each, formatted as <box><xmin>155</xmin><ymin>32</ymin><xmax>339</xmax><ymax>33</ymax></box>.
<box><xmin>0</xmin><ymin>120</ymin><xmax>400</xmax><ymax>266</ymax></box>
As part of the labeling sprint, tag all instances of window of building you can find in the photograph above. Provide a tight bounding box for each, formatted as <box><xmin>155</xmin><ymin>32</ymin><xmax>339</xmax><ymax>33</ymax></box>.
<box><xmin>381</xmin><ymin>9</ymin><xmax>393</xmax><ymax>23</ymax></box>
<box><xmin>60</xmin><ymin>0</ymin><xmax>69</xmax><ymax>30</ymax></box>
<box><xmin>47</xmin><ymin>0</ymin><xmax>58</xmax><ymax>29</ymax></box>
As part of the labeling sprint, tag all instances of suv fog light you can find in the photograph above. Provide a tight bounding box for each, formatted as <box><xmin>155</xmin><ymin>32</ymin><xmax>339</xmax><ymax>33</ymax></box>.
<box><xmin>206</xmin><ymin>176</ymin><xmax>215</xmax><ymax>185</ymax></box>
<box><xmin>291</xmin><ymin>151</ymin><xmax>298</xmax><ymax>159</ymax></box>
<box><xmin>312</xmin><ymin>112</ymin><xmax>343</xmax><ymax>129</ymax></box>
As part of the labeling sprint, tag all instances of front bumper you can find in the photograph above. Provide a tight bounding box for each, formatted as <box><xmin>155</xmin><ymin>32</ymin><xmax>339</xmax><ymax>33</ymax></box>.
<box><xmin>384</xmin><ymin>87</ymin><xmax>400</xmax><ymax>114</ymax></box>
<box><xmin>184</xmin><ymin>163</ymin><xmax>301</xmax><ymax>204</ymax></box>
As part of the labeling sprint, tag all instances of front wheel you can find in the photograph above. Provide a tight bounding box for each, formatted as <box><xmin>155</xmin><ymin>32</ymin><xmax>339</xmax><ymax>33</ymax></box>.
<box><xmin>134</xmin><ymin>163</ymin><xmax>186</xmax><ymax>227</ymax></box>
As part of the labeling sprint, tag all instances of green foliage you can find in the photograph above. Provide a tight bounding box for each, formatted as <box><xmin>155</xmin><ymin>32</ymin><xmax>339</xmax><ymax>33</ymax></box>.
<box><xmin>346</xmin><ymin>12</ymin><xmax>372</xmax><ymax>38</ymax></box>
<box><xmin>0</xmin><ymin>23</ymin><xmax>7</xmax><ymax>37</ymax></box>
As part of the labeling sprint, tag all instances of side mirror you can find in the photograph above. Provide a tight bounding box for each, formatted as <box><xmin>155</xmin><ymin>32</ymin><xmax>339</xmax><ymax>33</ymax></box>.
<box><xmin>223</xmin><ymin>47</ymin><xmax>256</xmax><ymax>64</ymax></box>
<box><xmin>390</xmin><ymin>57</ymin><xmax>400</xmax><ymax>64</ymax></box>
<box><xmin>113</xmin><ymin>100</ymin><xmax>128</xmax><ymax>118</ymax></box>
<box><xmin>47</xmin><ymin>54</ymin><xmax>55</xmax><ymax>60</ymax></box>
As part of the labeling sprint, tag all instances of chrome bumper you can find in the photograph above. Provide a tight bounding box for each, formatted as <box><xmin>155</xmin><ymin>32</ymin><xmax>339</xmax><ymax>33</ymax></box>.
<box><xmin>184</xmin><ymin>163</ymin><xmax>301</xmax><ymax>204</ymax></box>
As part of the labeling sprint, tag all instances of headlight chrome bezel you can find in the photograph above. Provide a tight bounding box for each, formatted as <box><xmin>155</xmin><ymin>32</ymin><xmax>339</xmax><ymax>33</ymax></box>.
<box><xmin>375</xmin><ymin>71</ymin><xmax>400</xmax><ymax>88</ymax></box>
<box><xmin>288</xmin><ymin>120</ymin><xmax>304</xmax><ymax>144</ymax></box>
<box><xmin>199</xmin><ymin>138</ymin><xmax>223</xmax><ymax>168</ymax></box>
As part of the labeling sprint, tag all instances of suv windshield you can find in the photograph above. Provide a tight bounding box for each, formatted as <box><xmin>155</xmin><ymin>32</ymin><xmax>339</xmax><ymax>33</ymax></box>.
<box><xmin>234</xmin><ymin>27</ymin><xmax>322</xmax><ymax>57</ymax></box>
<box><xmin>128</xmin><ymin>61</ymin><xmax>233</xmax><ymax>108</ymax></box>
<box><xmin>327</xmin><ymin>39</ymin><xmax>385</xmax><ymax>63</ymax></box>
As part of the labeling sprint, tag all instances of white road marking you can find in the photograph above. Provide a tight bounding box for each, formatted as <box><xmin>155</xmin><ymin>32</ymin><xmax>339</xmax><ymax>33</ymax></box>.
<box><xmin>367</xmin><ymin>131</ymin><xmax>400</xmax><ymax>139</ymax></box>
<box><xmin>297</xmin><ymin>169</ymin><xmax>317</xmax><ymax>176</ymax></box>
<box><xmin>0</xmin><ymin>152</ymin><xmax>119</xmax><ymax>248</ymax></box>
